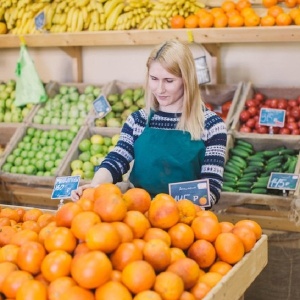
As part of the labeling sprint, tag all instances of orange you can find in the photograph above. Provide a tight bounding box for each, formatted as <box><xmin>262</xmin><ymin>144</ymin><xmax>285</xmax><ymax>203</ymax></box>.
<box><xmin>214</xmin><ymin>13</ymin><xmax>228</xmax><ymax>27</ymax></box>
<box><xmin>185</xmin><ymin>14</ymin><xmax>199</xmax><ymax>28</ymax></box>
<box><xmin>55</xmin><ymin>202</ymin><xmax>83</xmax><ymax>228</ymax></box>
<box><xmin>179</xmin><ymin>291</ymin><xmax>196</xmax><ymax>300</ymax></box>
<box><xmin>153</xmin><ymin>271</ymin><xmax>184</xmax><ymax>300</ymax></box>
<box><xmin>41</xmin><ymin>250</ymin><xmax>72</xmax><ymax>282</ymax></box>
<box><xmin>260</xmin><ymin>14</ymin><xmax>276</xmax><ymax>26</ymax></box>
<box><xmin>190</xmin><ymin>281</ymin><xmax>211</xmax><ymax>299</ymax></box>
<box><xmin>76</xmin><ymin>198</ymin><xmax>94</xmax><ymax>212</ymax></box>
<box><xmin>37</xmin><ymin>213</ymin><xmax>55</xmax><ymax>229</ymax></box>
<box><xmin>268</xmin><ymin>5</ymin><xmax>284</xmax><ymax>18</ymax></box>
<box><xmin>168</xmin><ymin>222</ymin><xmax>194</xmax><ymax>250</ymax></box>
<box><xmin>70</xmin><ymin>211</ymin><xmax>101</xmax><ymax>241</ymax></box>
<box><xmin>10</xmin><ymin>229</ymin><xmax>39</xmax><ymax>246</ymax></box>
<box><xmin>167</xmin><ymin>257</ymin><xmax>201</xmax><ymax>289</ymax></box>
<box><xmin>122</xmin><ymin>188</ymin><xmax>151</xmax><ymax>213</ymax></box>
<box><xmin>232</xmin><ymin>225</ymin><xmax>256</xmax><ymax>253</ymax></box>
<box><xmin>111</xmin><ymin>270</ymin><xmax>122</xmax><ymax>282</ymax></box>
<box><xmin>73</xmin><ymin>242</ymin><xmax>90</xmax><ymax>257</ymax></box>
<box><xmin>0</xmin><ymin>217</ymin><xmax>11</xmax><ymax>227</ymax></box>
<box><xmin>285</xmin><ymin>0</ymin><xmax>297</xmax><ymax>7</ymax></box>
<box><xmin>111</xmin><ymin>221</ymin><xmax>134</xmax><ymax>243</ymax></box>
<box><xmin>196</xmin><ymin>210</ymin><xmax>218</xmax><ymax>221</ymax></box>
<box><xmin>214</xmin><ymin>232</ymin><xmax>245</xmax><ymax>264</ymax></box>
<box><xmin>170</xmin><ymin>15</ymin><xmax>185</xmax><ymax>29</ymax></box>
<box><xmin>262</xmin><ymin>0</ymin><xmax>278</xmax><ymax>7</ymax></box>
<box><xmin>195</xmin><ymin>8</ymin><xmax>210</xmax><ymax>18</ymax></box>
<box><xmin>132</xmin><ymin>238</ymin><xmax>146</xmax><ymax>252</ymax></box>
<box><xmin>110</xmin><ymin>242</ymin><xmax>143</xmax><ymax>271</ymax></box>
<box><xmin>143</xmin><ymin>227</ymin><xmax>171</xmax><ymax>246</ymax></box>
<box><xmin>235</xmin><ymin>0</ymin><xmax>252</xmax><ymax>12</ymax></box>
<box><xmin>170</xmin><ymin>247</ymin><xmax>186</xmax><ymax>263</ymax></box>
<box><xmin>22</xmin><ymin>208</ymin><xmax>43</xmax><ymax>222</ymax></box>
<box><xmin>93</xmin><ymin>192</ymin><xmax>127</xmax><ymax>222</ymax></box>
<box><xmin>240</xmin><ymin>7</ymin><xmax>255</xmax><ymax>18</ymax></box>
<box><xmin>176</xmin><ymin>199</ymin><xmax>197</xmax><ymax>225</ymax></box>
<box><xmin>198</xmin><ymin>12</ymin><xmax>214</xmax><ymax>28</ymax></box>
<box><xmin>148</xmin><ymin>194</ymin><xmax>179</xmax><ymax>229</ymax></box>
<box><xmin>0</xmin><ymin>207</ymin><xmax>20</xmax><ymax>222</ymax></box>
<box><xmin>234</xmin><ymin>219</ymin><xmax>262</xmax><ymax>240</ymax></box>
<box><xmin>38</xmin><ymin>224</ymin><xmax>56</xmax><ymax>244</ymax></box>
<box><xmin>16</xmin><ymin>208</ymin><xmax>26</xmax><ymax>221</ymax></box>
<box><xmin>121</xmin><ymin>260</ymin><xmax>156</xmax><ymax>294</ymax></box>
<box><xmin>85</xmin><ymin>222</ymin><xmax>121</xmax><ymax>253</ymax></box>
<box><xmin>226</xmin><ymin>9</ymin><xmax>241</xmax><ymax>17</ymax></box>
<box><xmin>294</xmin><ymin>13</ymin><xmax>300</xmax><ymax>24</ymax></box>
<box><xmin>133</xmin><ymin>290</ymin><xmax>162</xmax><ymax>300</ymax></box>
<box><xmin>244</xmin><ymin>13</ymin><xmax>261</xmax><ymax>26</ymax></box>
<box><xmin>0</xmin><ymin>225</ymin><xmax>17</xmax><ymax>246</ymax></box>
<box><xmin>47</xmin><ymin>276</ymin><xmax>77</xmax><ymax>300</ymax></box>
<box><xmin>219</xmin><ymin>221</ymin><xmax>234</xmax><ymax>233</ymax></box>
<box><xmin>15</xmin><ymin>279</ymin><xmax>47</xmax><ymax>300</ymax></box>
<box><xmin>191</xmin><ymin>216</ymin><xmax>221</xmax><ymax>242</ymax></box>
<box><xmin>44</xmin><ymin>226</ymin><xmax>77</xmax><ymax>253</ymax></box>
<box><xmin>0</xmin><ymin>262</ymin><xmax>19</xmax><ymax>291</ymax></box>
<box><xmin>95</xmin><ymin>281</ymin><xmax>132</xmax><ymax>300</ymax></box>
<box><xmin>228</xmin><ymin>15</ymin><xmax>244</xmax><ymax>27</ymax></box>
<box><xmin>34</xmin><ymin>272</ymin><xmax>49</xmax><ymax>288</ymax></box>
<box><xmin>289</xmin><ymin>7</ymin><xmax>300</xmax><ymax>20</ymax></box>
<box><xmin>93</xmin><ymin>182</ymin><xmax>122</xmax><ymax>201</ymax></box>
<box><xmin>210</xmin><ymin>7</ymin><xmax>225</xmax><ymax>18</ymax></box>
<box><xmin>16</xmin><ymin>241</ymin><xmax>46</xmax><ymax>275</ymax></box>
<box><xmin>209</xmin><ymin>260</ymin><xmax>233</xmax><ymax>275</ymax></box>
<box><xmin>276</xmin><ymin>12</ymin><xmax>292</xmax><ymax>25</ymax></box>
<box><xmin>143</xmin><ymin>239</ymin><xmax>171</xmax><ymax>272</ymax></box>
<box><xmin>0</xmin><ymin>244</ymin><xmax>19</xmax><ymax>263</ymax></box>
<box><xmin>198</xmin><ymin>271</ymin><xmax>223</xmax><ymax>288</ymax></box>
<box><xmin>221</xmin><ymin>0</ymin><xmax>236</xmax><ymax>12</ymax></box>
<box><xmin>187</xmin><ymin>239</ymin><xmax>216</xmax><ymax>269</ymax></box>
<box><xmin>71</xmin><ymin>250</ymin><xmax>112</xmax><ymax>289</ymax></box>
<box><xmin>79</xmin><ymin>187</ymin><xmax>96</xmax><ymax>201</ymax></box>
<box><xmin>21</xmin><ymin>220</ymin><xmax>40</xmax><ymax>233</ymax></box>
<box><xmin>59</xmin><ymin>285</ymin><xmax>95</xmax><ymax>300</ymax></box>
<box><xmin>2</xmin><ymin>270</ymin><xmax>33</xmax><ymax>299</ymax></box>
<box><xmin>123</xmin><ymin>210</ymin><xmax>151</xmax><ymax>239</ymax></box>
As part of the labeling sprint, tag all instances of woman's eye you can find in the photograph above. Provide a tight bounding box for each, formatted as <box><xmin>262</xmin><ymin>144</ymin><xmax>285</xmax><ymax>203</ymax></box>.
<box><xmin>150</xmin><ymin>76</ymin><xmax>157</xmax><ymax>80</ymax></box>
<box><xmin>166</xmin><ymin>79</ymin><xmax>173</xmax><ymax>83</ymax></box>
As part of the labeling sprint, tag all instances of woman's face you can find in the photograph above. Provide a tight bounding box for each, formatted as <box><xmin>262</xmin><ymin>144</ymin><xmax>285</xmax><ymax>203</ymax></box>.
<box><xmin>148</xmin><ymin>61</ymin><xmax>184</xmax><ymax>113</ymax></box>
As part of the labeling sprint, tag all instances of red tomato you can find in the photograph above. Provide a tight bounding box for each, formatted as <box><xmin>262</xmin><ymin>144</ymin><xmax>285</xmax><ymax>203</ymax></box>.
<box><xmin>270</xmin><ymin>99</ymin><xmax>279</xmax><ymax>108</ymax></box>
<box><xmin>288</xmin><ymin>99</ymin><xmax>298</xmax><ymax>107</ymax></box>
<box><xmin>239</xmin><ymin>110</ymin><xmax>251</xmax><ymax>123</ymax></box>
<box><xmin>286</xmin><ymin>116</ymin><xmax>296</xmax><ymax>123</ymax></box>
<box><xmin>286</xmin><ymin>122</ymin><xmax>298</xmax><ymax>130</ymax></box>
<box><xmin>254</xmin><ymin>92</ymin><xmax>265</xmax><ymax>102</ymax></box>
<box><xmin>239</xmin><ymin>126</ymin><xmax>252</xmax><ymax>133</ymax></box>
<box><xmin>222</xmin><ymin>101</ymin><xmax>232</xmax><ymax>114</ymax></box>
<box><xmin>277</xmin><ymin>99</ymin><xmax>288</xmax><ymax>110</ymax></box>
<box><xmin>248</xmin><ymin>106</ymin><xmax>259</xmax><ymax>117</ymax></box>
<box><xmin>291</xmin><ymin>107</ymin><xmax>300</xmax><ymax>120</ymax></box>
<box><xmin>245</xmin><ymin>99</ymin><xmax>258</xmax><ymax>108</ymax></box>
<box><xmin>291</xmin><ymin>129</ymin><xmax>300</xmax><ymax>135</ymax></box>
<box><xmin>257</xmin><ymin>126</ymin><xmax>269</xmax><ymax>134</ymax></box>
<box><xmin>279</xmin><ymin>127</ymin><xmax>291</xmax><ymax>135</ymax></box>
<box><xmin>245</xmin><ymin>118</ymin><xmax>256</xmax><ymax>129</ymax></box>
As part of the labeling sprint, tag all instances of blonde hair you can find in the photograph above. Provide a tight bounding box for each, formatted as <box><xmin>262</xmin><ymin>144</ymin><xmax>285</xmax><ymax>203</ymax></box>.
<box><xmin>144</xmin><ymin>39</ymin><xmax>206</xmax><ymax>140</ymax></box>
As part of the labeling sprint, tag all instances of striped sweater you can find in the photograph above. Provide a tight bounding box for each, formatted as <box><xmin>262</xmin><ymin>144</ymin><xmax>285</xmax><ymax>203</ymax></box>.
<box><xmin>99</xmin><ymin>108</ymin><xmax>227</xmax><ymax>206</ymax></box>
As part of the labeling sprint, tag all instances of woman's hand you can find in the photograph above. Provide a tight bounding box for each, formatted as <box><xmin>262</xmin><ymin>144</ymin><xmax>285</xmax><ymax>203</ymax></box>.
<box><xmin>70</xmin><ymin>184</ymin><xmax>93</xmax><ymax>201</ymax></box>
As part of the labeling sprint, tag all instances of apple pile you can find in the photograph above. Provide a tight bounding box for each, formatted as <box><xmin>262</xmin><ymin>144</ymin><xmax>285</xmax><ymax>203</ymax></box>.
<box><xmin>70</xmin><ymin>133</ymin><xmax>120</xmax><ymax>180</ymax></box>
<box><xmin>32</xmin><ymin>85</ymin><xmax>101</xmax><ymax>127</ymax></box>
<box><xmin>1</xmin><ymin>127</ymin><xmax>77</xmax><ymax>176</ymax></box>
<box><xmin>94</xmin><ymin>88</ymin><xmax>144</xmax><ymax>128</ymax></box>
<box><xmin>239</xmin><ymin>92</ymin><xmax>300</xmax><ymax>134</ymax></box>
<box><xmin>0</xmin><ymin>79</ymin><xmax>33</xmax><ymax>123</ymax></box>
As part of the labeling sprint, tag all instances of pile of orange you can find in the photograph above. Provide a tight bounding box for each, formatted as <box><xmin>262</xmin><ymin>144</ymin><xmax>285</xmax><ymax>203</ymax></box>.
<box><xmin>0</xmin><ymin>183</ymin><xmax>263</xmax><ymax>299</ymax></box>
<box><xmin>170</xmin><ymin>0</ymin><xmax>300</xmax><ymax>29</ymax></box>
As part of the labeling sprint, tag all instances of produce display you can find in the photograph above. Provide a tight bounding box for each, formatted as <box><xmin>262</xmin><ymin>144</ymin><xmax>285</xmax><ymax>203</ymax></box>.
<box><xmin>0</xmin><ymin>184</ymin><xmax>263</xmax><ymax>299</ymax></box>
<box><xmin>32</xmin><ymin>84</ymin><xmax>100</xmax><ymax>127</ymax></box>
<box><xmin>222</xmin><ymin>139</ymin><xmax>299</xmax><ymax>194</ymax></box>
<box><xmin>0</xmin><ymin>80</ymin><xmax>33</xmax><ymax>123</ymax></box>
<box><xmin>69</xmin><ymin>132</ymin><xmax>120</xmax><ymax>179</ymax></box>
<box><xmin>205</xmin><ymin>100</ymin><xmax>232</xmax><ymax>122</ymax></box>
<box><xmin>1</xmin><ymin>127</ymin><xmax>77</xmax><ymax>176</ymax></box>
<box><xmin>238</xmin><ymin>91</ymin><xmax>300</xmax><ymax>134</ymax></box>
<box><xmin>94</xmin><ymin>87</ymin><xmax>144</xmax><ymax>128</ymax></box>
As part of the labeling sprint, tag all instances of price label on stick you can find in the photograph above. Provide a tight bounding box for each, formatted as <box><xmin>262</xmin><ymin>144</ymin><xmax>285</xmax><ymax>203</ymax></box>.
<box><xmin>93</xmin><ymin>94</ymin><xmax>111</xmax><ymax>118</ymax></box>
<box><xmin>169</xmin><ymin>179</ymin><xmax>211</xmax><ymax>208</ymax></box>
<box><xmin>259</xmin><ymin>108</ymin><xmax>286</xmax><ymax>127</ymax></box>
<box><xmin>51</xmin><ymin>176</ymin><xmax>80</xmax><ymax>199</ymax></box>
<box><xmin>267</xmin><ymin>173</ymin><xmax>299</xmax><ymax>191</ymax></box>
<box><xmin>34</xmin><ymin>11</ymin><xmax>45</xmax><ymax>31</ymax></box>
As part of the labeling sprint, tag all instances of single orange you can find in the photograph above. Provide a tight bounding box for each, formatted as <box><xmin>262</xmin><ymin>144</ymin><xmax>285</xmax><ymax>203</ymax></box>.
<box><xmin>260</xmin><ymin>14</ymin><xmax>276</xmax><ymax>26</ymax></box>
<box><xmin>191</xmin><ymin>216</ymin><xmax>221</xmax><ymax>242</ymax></box>
<box><xmin>198</xmin><ymin>12</ymin><xmax>214</xmax><ymax>28</ymax></box>
<box><xmin>214</xmin><ymin>13</ymin><xmax>228</xmax><ymax>27</ymax></box>
<box><xmin>123</xmin><ymin>210</ymin><xmax>151</xmax><ymax>239</ymax></box>
<box><xmin>185</xmin><ymin>14</ymin><xmax>199</xmax><ymax>28</ymax></box>
<box><xmin>170</xmin><ymin>15</ymin><xmax>185</xmax><ymax>28</ymax></box>
<box><xmin>240</xmin><ymin>7</ymin><xmax>255</xmax><ymax>18</ymax></box>
<box><xmin>198</xmin><ymin>271</ymin><xmax>223</xmax><ymax>288</ymax></box>
<box><xmin>221</xmin><ymin>0</ymin><xmax>236</xmax><ymax>12</ymax></box>
<box><xmin>209</xmin><ymin>260</ymin><xmax>233</xmax><ymax>275</ymax></box>
<box><xmin>22</xmin><ymin>208</ymin><xmax>43</xmax><ymax>222</ymax></box>
<box><xmin>168</xmin><ymin>222</ymin><xmax>195</xmax><ymax>250</ymax></box>
<box><xmin>47</xmin><ymin>276</ymin><xmax>77</xmax><ymax>300</ymax></box>
<box><xmin>262</xmin><ymin>0</ymin><xmax>278</xmax><ymax>7</ymax></box>
<box><xmin>15</xmin><ymin>279</ymin><xmax>47</xmax><ymax>299</ymax></box>
<box><xmin>232</xmin><ymin>225</ymin><xmax>257</xmax><ymax>253</ymax></box>
<box><xmin>170</xmin><ymin>247</ymin><xmax>186</xmax><ymax>263</ymax></box>
<box><xmin>143</xmin><ymin>227</ymin><xmax>171</xmax><ymax>246</ymax></box>
<box><xmin>236</xmin><ymin>0</ymin><xmax>252</xmax><ymax>12</ymax></box>
<box><xmin>234</xmin><ymin>219</ymin><xmax>262</xmax><ymax>240</ymax></box>
<box><xmin>226</xmin><ymin>9</ymin><xmax>241</xmax><ymax>17</ymax></box>
<box><xmin>95</xmin><ymin>281</ymin><xmax>132</xmax><ymax>300</ymax></box>
<box><xmin>268</xmin><ymin>5</ymin><xmax>284</xmax><ymax>18</ymax></box>
<box><xmin>122</xmin><ymin>187</ymin><xmax>151</xmax><ymax>213</ymax></box>
<box><xmin>210</xmin><ymin>7</ymin><xmax>225</xmax><ymax>18</ymax></box>
<box><xmin>219</xmin><ymin>221</ymin><xmax>235</xmax><ymax>233</ymax></box>
<box><xmin>244</xmin><ymin>13</ymin><xmax>261</xmax><ymax>26</ymax></box>
<box><xmin>284</xmin><ymin>0</ymin><xmax>297</xmax><ymax>7</ymax></box>
<box><xmin>276</xmin><ymin>12</ymin><xmax>292</xmax><ymax>25</ymax></box>
<box><xmin>289</xmin><ymin>7</ymin><xmax>300</xmax><ymax>20</ymax></box>
<box><xmin>190</xmin><ymin>281</ymin><xmax>211</xmax><ymax>299</ymax></box>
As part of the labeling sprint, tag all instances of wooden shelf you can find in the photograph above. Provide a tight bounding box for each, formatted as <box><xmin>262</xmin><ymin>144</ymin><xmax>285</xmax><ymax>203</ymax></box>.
<box><xmin>1</xmin><ymin>27</ymin><xmax>300</xmax><ymax>48</ymax></box>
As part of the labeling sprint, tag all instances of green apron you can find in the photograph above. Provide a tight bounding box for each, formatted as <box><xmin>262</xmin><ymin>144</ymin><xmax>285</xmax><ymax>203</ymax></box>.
<box><xmin>129</xmin><ymin>111</ymin><xmax>206</xmax><ymax>198</ymax></box>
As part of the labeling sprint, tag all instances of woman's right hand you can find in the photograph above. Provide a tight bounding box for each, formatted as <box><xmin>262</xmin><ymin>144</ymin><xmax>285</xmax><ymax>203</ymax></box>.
<box><xmin>70</xmin><ymin>184</ymin><xmax>93</xmax><ymax>202</ymax></box>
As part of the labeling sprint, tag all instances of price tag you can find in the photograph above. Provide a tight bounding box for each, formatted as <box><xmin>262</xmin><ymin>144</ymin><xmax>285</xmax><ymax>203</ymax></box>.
<box><xmin>51</xmin><ymin>176</ymin><xmax>81</xmax><ymax>199</ymax></box>
<box><xmin>93</xmin><ymin>94</ymin><xmax>111</xmax><ymax>118</ymax></box>
<box><xmin>259</xmin><ymin>108</ymin><xmax>286</xmax><ymax>127</ymax></box>
<box><xmin>169</xmin><ymin>179</ymin><xmax>211</xmax><ymax>208</ymax></box>
<box><xmin>34</xmin><ymin>11</ymin><xmax>45</xmax><ymax>31</ymax></box>
<box><xmin>267</xmin><ymin>172</ymin><xmax>299</xmax><ymax>191</ymax></box>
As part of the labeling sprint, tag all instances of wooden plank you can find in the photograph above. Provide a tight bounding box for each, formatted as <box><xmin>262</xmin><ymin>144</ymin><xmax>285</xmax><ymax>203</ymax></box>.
<box><xmin>225</xmin><ymin>206</ymin><xmax>290</xmax><ymax>217</ymax></box>
<box><xmin>205</xmin><ymin>235</ymin><xmax>268</xmax><ymax>300</ymax></box>
<box><xmin>1</xmin><ymin>27</ymin><xmax>300</xmax><ymax>48</ymax></box>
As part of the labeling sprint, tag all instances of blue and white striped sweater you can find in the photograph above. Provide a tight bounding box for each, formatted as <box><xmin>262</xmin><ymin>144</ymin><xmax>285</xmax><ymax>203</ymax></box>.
<box><xmin>99</xmin><ymin>108</ymin><xmax>227</xmax><ymax>206</ymax></box>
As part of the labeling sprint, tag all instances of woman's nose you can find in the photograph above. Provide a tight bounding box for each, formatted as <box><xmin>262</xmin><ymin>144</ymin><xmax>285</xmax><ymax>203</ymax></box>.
<box><xmin>158</xmin><ymin>81</ymin><xmax>166</xmax><ymax>93</ymax></box>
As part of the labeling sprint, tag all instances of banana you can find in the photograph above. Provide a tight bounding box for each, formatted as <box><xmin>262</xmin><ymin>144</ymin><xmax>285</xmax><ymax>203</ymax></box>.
<box><xmin>104</xmin><ymin>0</ymin><xmax>123</xmax><ymax>18</ymax></box>
<box><xmin>71</xmin><ymin>8</ymin><xmax>79</xmax><ymax>32</ymax></box>
<box><xmin>105</xmin><ymin>2</ymin><xmax>125</xmax><ymax>30</ymax></box>
<box><xmin>76</xmin><ymin>0</ymin><xmax>90</xmax><ymax>8</ymax></box>
<box><xmin>76</xmin><ymin>10</ymin><xmax>84</xmax><ymax>31</ymax></box>
<box><xmin>66</xmin><ymin>6</ymin><xmax>75</xmax><ymax>28</ymax></box>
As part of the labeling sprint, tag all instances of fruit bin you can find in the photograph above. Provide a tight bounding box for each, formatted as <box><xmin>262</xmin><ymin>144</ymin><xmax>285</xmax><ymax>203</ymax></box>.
<box><xmin>231</xmin><ymin>82</ymin><xmax>300</xmax><ymax>134</ymax></box>
<box><xmin>214</xmin><ymin>131</ymin><xmax>300</xmax><ymax>232</ymax></box>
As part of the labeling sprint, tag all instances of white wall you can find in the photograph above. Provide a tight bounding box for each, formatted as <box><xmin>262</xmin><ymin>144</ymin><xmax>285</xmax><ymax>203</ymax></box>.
<box><xmin>1</xmin><ymin>42</ymin><xmax>300</xmax><ymax>87</ymax></box>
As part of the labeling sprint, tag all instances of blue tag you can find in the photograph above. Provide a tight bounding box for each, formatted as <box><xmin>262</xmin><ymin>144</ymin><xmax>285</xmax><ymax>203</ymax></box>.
<box><xmin>93</xmin><ymin>94</ymin><xmax>111</xmax><ymax>118</ymax></box>
<box><xmin>259</xmin><ymin>108</ymin><xmax>286</xmax><ymax>127</ymax></box>
<box><xmin>35</xmin><ymin>11</ymin><xmax>45</xmax><ymax>30</ymax></box>
<box><xmin>51</xmin><ymin>175</ymin><xmax>81</xmax><ymax>199</ymax></box>
<box><xmin>169</xmin><ymin>179</ymin><xmax>211</xmax><ymax>208</ymax></box>
<box><xmin>268</xmin><ymin>172</ymin><xmax>299</xmax><ymax>190</ymax></box>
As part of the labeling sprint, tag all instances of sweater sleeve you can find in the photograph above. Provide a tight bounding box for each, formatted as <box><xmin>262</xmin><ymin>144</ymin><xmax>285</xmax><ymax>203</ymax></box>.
<box><xmin>200</xmin><ymin>109</ymin><xmax>227</xmax><ymax>208</ymax></box>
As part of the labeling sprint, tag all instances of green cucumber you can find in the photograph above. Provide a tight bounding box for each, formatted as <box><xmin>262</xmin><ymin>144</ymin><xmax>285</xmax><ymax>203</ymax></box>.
<box><xmin>251</xmin><ymin>188</ymin><xmax>268</xmax><ymax>194</ymax></box>
<box><xmin>235</xmin><ymin>139</ymin><xmax>254</xmax><ymax>150</ymax></box>
<box><xmin>222</xmin><ymin>185</ymin><xmax>237</xmax><ymax>192</ymax></box>
<box><xmin>248</xmin><ymin>160</ymin><xmax>265</xmax><ymax>167</ymax></box>
<box><xmin>229</xmin><ymin>147</ymin><xmax>250</xmax><ymax>159</ymax></box>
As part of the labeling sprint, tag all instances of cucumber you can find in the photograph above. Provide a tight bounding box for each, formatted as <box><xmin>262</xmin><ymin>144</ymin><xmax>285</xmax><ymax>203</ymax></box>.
<box><xmin>229</xmin><ymin>155</ymin><xmax>248</xmax><ymax>168</ymax></box>
<box><xmin>229</xmin><ymin>147</ymin><xmax>250</xmax><ymax>159</ymax></box>
<box><xmin>263</xmin><ymin>147</ymin><xmax>285</xmax><ymax>158</ymax></box>
<box><xmin>233</xmin><ymin>145</ymin><xmax>254</xmax><ymax>155</ymax></box>
<box><xmin>264</xmin><ymin>161</ymin><xmax>282</xmax><ymax>172</ymax></box>
<box><xmin>279</xmin><ymin>148</ymin><xmax>297</xmax><ymax>156</ymax></box>
<box><xmin>236</xmin><ymin>181</ymin><xmax>253</xmax><ymax>188</ymax></box>
<box><xmin>243</xmin><ymin>166</ymin><xmax>264</xmax><ymax>174</ymax></box>
<box><xmin>251</xmin><ymin>188</ymin><xmax>268</xmax><ymax>194</ymax></box>
<box><xmin>239</xmin><ymin>172</ymin><xmax>258</xmax><ymax>179</ymax></box>
<box><xmin>224</xmin><ymin>165</ymin><xmax>242</xmax><ymax>177</ymax></box>
<box><xmin>248</xmin><ymin>160</ymin><xmax>265</xmax><ymax>167</ymax></box>
<box><xmin>222</xmin><ymin>185</ymin><xmax>237</xmax><ymax>192</ymax></box>
<box><xmin>235</xmin><ymin>139</ymin><xmax>254</xmax><ymax>150</ymax></box>
<box><xmin>287</xmin><ymin>157</ymin><xmax>298</xmax><ymax>173</ymax></box>
<box><xmin>238</xmin><ymin>187</ymin><xmax>252</xmax><ymax>193</ymax></box>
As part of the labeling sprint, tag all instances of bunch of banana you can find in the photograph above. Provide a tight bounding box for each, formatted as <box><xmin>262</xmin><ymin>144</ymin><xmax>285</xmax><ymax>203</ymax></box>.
<box><xmin>103</xmin><ymin>0</ymin><xmax>125</xmax><ymax>30</ymax></box>
<box><xmin>115</xmin><ymin>0</ymin><xmax>151</xmax><ymax>30</ymax></box>
<box><xmin>86</xmin><ymin>0</ymin><xmax>106</xmax><ymax>31</ymax></box>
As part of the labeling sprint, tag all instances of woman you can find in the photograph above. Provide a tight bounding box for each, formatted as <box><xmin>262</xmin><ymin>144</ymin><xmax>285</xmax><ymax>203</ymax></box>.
<box><xmin>71</xmin><ymin>39</ymin><xmax>227</xmax><ymax>208</ymax></box>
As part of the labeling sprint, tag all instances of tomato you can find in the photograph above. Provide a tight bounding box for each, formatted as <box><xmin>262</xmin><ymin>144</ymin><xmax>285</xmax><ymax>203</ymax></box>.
<box><xmin>221</xmin><ymin>101</ymin><xmax>232</xmax><ymax>114</ymax></box>
<box><xmin>272</xmin><ymin>127</ymin><xmax>280</xmax><ymax>134</ymax></box>
<box><xmin>245</xmin><ymin>118</ymin><xmax>256</xmax><ymax>129</ymax></box>
<box><xmin>270</xmin><ymin>99</ymin><xmax>279</xmax><ymax>108</ymax></box>
<box><xmin>286</xmin><ymin>116</ymin><xmax>296</xmax><ymax>123</ymax></box>
<box><xmin>297</xmin><ymin>96</ymin><xmax>300</xmax><ymax>105</ymax></box>
<box><xmin>291</xmin><ymin>129</ymin><xmax>300</xmax><ymax>135</ymax></box>
<box><xmin>205</xmin><ymin>103</ymin><xmax>214</xmax><ymax>111</ymax></box>
<box><xmin>239</xmin><ymin>126</ymin><xmax>252</xmax><ymax>133</ymax></box>
<box><xmin>265</xmin><ymin>99</ymin><xmax>272</xmax><ymax>107</ymax></box>
<box><xmin>254</xmin><ymin>92</ymin><xmax>265</xmax><ymax>102</ymax></box>
<box><xmin>291</xmin><ymin>107</ymin><xmax>300</xmax><ymax>120</ymax></box>
<box><xmin>288</xmin><ymin>99</ymin><xmax>298</xmax><ymax>107</ymax></box>
<box><xmin>245</xmin><ymin>99</ymin><xmax>258</xmax><ymax>108</ymax></box>
<box><xmin>256</xmin><ymin>126</ymin><xmax>269</xmax><ymax>134</ymax></box>
<box><xmin>279</xmin><ymin>127</ymin><xmax>291</xmax><ymax>135</ymax></box>
<box><xmin>277</xmin><ymin>98</ymin><xmax>288</xmax><ymax>109</ymax></box>
<box><xmin>239</xmin><ymin>110</ymin><xmax>251</xmax><ymax>123</ymax></box>
<box><xmin>286</xmin><ymin>122</ymin><xmax>298</xmax><ymax>130</ymax></box>
<box><xmin>248</xmin><ymin>106</ymin><xmax>259</xmax><ymax>117</ymax></box>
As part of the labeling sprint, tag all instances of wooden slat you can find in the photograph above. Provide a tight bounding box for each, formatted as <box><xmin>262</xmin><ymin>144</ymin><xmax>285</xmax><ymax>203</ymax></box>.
<box><xmin>1</xmin><ymin>27</ymin><xmax>300</xmax><ymax>48</ymax></box>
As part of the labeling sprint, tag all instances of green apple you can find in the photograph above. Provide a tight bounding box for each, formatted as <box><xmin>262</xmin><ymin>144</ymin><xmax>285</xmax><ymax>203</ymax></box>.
<box><xmin>36</xmin><ymin>159</ymin><xmax>45</xmax><ymax>171</ymax></box>
<box><xmin>71</xmin><ymin>159</ymin><xmax>83</xmax><ymax>171</ymax></box>
<box><xmin>25</xmin><ymin>165</ymin><xmax>37</xmax><ymax>175</ymax></box>
<box><xmin>90</xmin><ymin>144</ymin><xmax>103</xmax><ymax>155</ymax></box>
<box><xmin>6</xmin><ymin>154</ymin><xmax>15</xmax><ymax>164</ymax></box>
<box><xmin>71</xmin><ymin>169</ymin><xmax>84</xmax><ymax>177</ymax></box>
<box><xmin>10</xmin><ymin>166</ymin><xmax>18</xmax><ymax>173</ymax></box>
<box><xmin>45</xmin><ymin>161</ymin><xmax>55</xmax><ymax>171</ymax></box>
<box><xmin>78</xmin><ymin>139</ymin><xmax>91</xmax><ymax>152</ymax></box>
<box><xmin>12</xmin><ymin>148</ymin><xmax>22</xmax><ymax>156</ymax></box>
<box><xmin>17</xmin><ymin>165</ymin><xmax>26</xmax><ymax>174</ymax></box>
<box><xmin>42</xmin><ymin>116</ymin><xmax>51</xmax><ymax>124</ymax></box>
<box><xmin>82</xmin><ymin>161</ymin><xmax>94</xmax><ymax>172</ymax></box>
<box><xmin>22</xmin><ymin>158</ymin><xmax>30</xmax><ymax>166</ymax></box>
<box><xmin>79</xmin><ymin>151</ymin><xmax>91</xmax><ymax>162</ymax></box>
<box><xmin>83</xmin><ymin>170</ymin><xmax>94</xmax><ymax>180</ymax></box>
<box><xmin>90</xmin><ymin>134</ymin><xmax>104</xmax><ymax>145</ymax></box>
<box><xmin>90</xmin><ymin>154</ymin><xmax>104</xmax><ymax>166</ymax></box>
<box><xmin>2</xmin><ymin>162</ymin><xmax>12</xmax><ymax>172</ymax></box>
